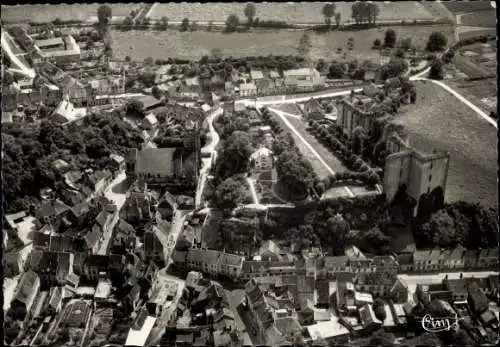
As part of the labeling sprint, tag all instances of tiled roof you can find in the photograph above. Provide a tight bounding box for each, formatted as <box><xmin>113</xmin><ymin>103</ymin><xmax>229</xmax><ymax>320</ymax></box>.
<box><xmin>13</xmin><ymin>270</ymin><xmax>40</xmax><ymax>308</ymax></box>
<box><xmin>218</xmin><ymin>252</ymin><xmax>244</xmax><ymax>267</ymax></box>
<box><xmin>144</xmin><ymin>231</ymin><xmax>164</xmax><ymax>253</ymax></box>
<box><xmin>449</xmin><ymin>245</ymin><xmax>466</xmax><ymax>260</ymax></box>
<box><xmin>323</xmin><ymin>256</ymin><xmax>348</xmax><ymax>269</ymax></box>
<box><xmin>36</xmin><ymin>199</ymin><xmax>70</xmax><ymax>219</ymax></box>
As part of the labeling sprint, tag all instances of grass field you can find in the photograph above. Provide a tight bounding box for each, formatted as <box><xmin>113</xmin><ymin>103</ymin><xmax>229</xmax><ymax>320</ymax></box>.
<box><xmin>111</xmin><ymin>24</ymin><xmax>455</xmax><ymax>61</ymax></box>
<box><xmin>458</xmin><ymin>28</ymin><xmax>497</xmax><ymax>41</ymax></box>
<box><xmin>150</xmin><ymin>2</ymin><xmax>435</xmax><ymax>23</ymax></box>
<box><xmin>455</xmin><ymin>41</ymin><xmax>497</xmax><ymax>78</ymax></box>
<box><xmin>1</xmin><ymin>4</ymin><xmax>139</xmax><ymax>23</ymax></box>
<box><xmin>398</xmin><ymin>81</ymin><xmax>497</xmax><ymax>207</ymax></box>
<box><xmin>459</xmin><ymin>10</ymin><xmax>496</xmax><ymax>27</ymax></box>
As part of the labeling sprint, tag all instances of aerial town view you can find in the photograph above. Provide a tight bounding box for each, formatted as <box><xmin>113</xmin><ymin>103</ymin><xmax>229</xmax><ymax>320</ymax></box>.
<box><xmin>1</xmin><ymin>1</ymin><xmax>498</xmax><ymax>346</ymax></box>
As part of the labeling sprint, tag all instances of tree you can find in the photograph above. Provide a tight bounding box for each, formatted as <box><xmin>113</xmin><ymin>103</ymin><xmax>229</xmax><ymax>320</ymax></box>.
<box><xmin>152</xmin><ymin>86</ymin><xmax>162</xmax><ymax>100</ymax></box>
<box><xmin>316</xmin><ymin>59</ymin><xmax>327</xmax><ymax>73</ymax></box>
<box><xmin>367</xmin><ymin>2</ymin><xmax>380</xmax><ymax>25</ymax></box>
<box><xmin>160</xmin><ymin>16</ymin><xmax>168</xmax><ymax>30</ymax></box>
<box><xmin>180</xmin><ymin>18</ymin><xmax>190</xmax><ymax>31</ymax></box>
<box><xmin>335</xmin><ymin>13</ymin><xmax>341</xmax><ymax>27</ymax></box>
<box><xmin>125</xmin><ymin>99</ymin><xmax>144</xmax><ymax>116</ymax></box>
<box><xmin>125</xmin><ymin>55</ymin><xmax>131</xmax><ymax>62</ymax></box>
<box><xmin>373</xmin><ymin>38</ymin><xmax>381</xmax><ymax>49</ymax></box>
<box><xmin>244</xmin><ymin>3</ymin><xmax>256</xmax><ymax>26</ymax></box>
<box><xmin>97</xmin><ymin>5</ymin><xmax>112</xmax><ymax>26</ymax></box>
<box><xmin>384</xmin><ymin>29</ymin><xmax>396</xmax><ymax>48</ymax></box>
<box><xmin>326</xmin><ymin>214</ymin><xmax>350</xmax><ymax>255</ymax></box>
<box><xmin>429</xmin><ymin>58</ymin><xmax>444</xmax><ymax>80</ymax></box>
<box><xmin>381</xmin><ymin>57</ymin><xmax>407</xmax><ymax>80</ymax></box>
<box><xmin>426</xmin><ymin>31</ymin><xmax>447</xmax><ymax>52</ymax></box>
<box><xmin>420</xmin><ymin>209</ymin><xmax>460</xmax><ymax>248</ymax></box>
<box><xmin>369</xmin><ymin>328</ymin><xmax>395</xmax><ymax>347</ymax></box>
<box><xmin>297</xmin><ymin>31</ymin><xmax>312</xmax><ymax>60</ymax></box>
<box><xmin>395</xmin><ymin>48</ymin><xmax>405</xmax><ymax>58</ymax></box>
<box><xmin>322</xmin><ymin>3</ymin><xmax>336</xmax><ymax>28</ymax></box>
<box><xmin>122</xmin><ymin>16</ymin><xmax>134</xmax><ymax>30</ymax></box>
<box><xmin>144</xmin><ymin>57</ymin><xmax>154</xmax><ymax>66</ymax></box>
<box><xmin>215</xmin><ymin>131</ymin><xmax>253</xmax><ymax>180</ymax></box>
<box><xmin>373</xmin><ymin>299</ymin><xmax>387</xmax><ymax>321</ymax></box>
<box><xmin>190</xmin><ymin>20</ymin><xmax>198</xmax><ymax>31</ymax></box>
<box><xmin>3</xmin><ymin>71</ymin><xmax>14</xmax><ymax>86</ymax></box>
<box><xmin>401</xmin><ymin>37</ymin><xmax>412</xmax><ymax>51</ymax></box>
<box><xmin>225</xmin><ymin>14</ymin><xmax>240</xmax><ymax>33</ymax></box>
<box><xmin>207</xmin><ymin>20</ymin><xmax>214</xmax><ymax>32</ymax></box>
<box><xmin>215</xmin><ymin>176</ymin><xmax>245</xmax><ymax>210</ymax></box>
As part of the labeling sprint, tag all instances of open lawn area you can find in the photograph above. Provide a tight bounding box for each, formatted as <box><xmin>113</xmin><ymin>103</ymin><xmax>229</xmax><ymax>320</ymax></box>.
<box><xmin>454</xmin><ymin>40</ymin><xmax>497</xmax><ymax>78</ymax></box>
<box><xmin>443</xmin><ymin>1</ymin><xmax>494</xmax><ymax>14</ymax></box>
<box><xmin>457</xmin><ymin>27</ymin><xmax>497</xmax><ymax>41</ymax></box>
<box><xmin>111</xmin><ymin>24</ymin><xmax>455</xmax><ymax>61</ymax></box>
<box><xmin>1</xmin><ymin>4</ymin><xmax>139</xmax><ymax>23</ymax></box>
<box><xmin>150</xmin><ymin>2</ymin><xmax>435</xmax><ymax>23</ymax></box>
<box><xmin>397</xmin><ymin>81</ymin><xmax>497</xmax><ymax>207</ymax></box>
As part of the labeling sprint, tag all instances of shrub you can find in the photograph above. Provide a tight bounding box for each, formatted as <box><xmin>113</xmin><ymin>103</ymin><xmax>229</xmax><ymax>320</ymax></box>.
<box><xmin>426</xmin><ymin>31</ymin><xmax>447</xmax><ymax>52</ymax></box>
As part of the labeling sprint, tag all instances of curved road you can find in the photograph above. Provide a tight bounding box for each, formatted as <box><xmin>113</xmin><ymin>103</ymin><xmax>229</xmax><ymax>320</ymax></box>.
<box><xmin>1</xmin><ymin>31</ymin><xmax>37</xmax><ymax>79</ymax></box>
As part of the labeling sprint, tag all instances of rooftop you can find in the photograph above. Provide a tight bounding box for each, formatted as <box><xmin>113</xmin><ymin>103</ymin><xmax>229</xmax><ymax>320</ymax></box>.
<box><xmin>125</xmin><ymin>315</ymin><xmax>157</xmax><ymax>347</ymax></box>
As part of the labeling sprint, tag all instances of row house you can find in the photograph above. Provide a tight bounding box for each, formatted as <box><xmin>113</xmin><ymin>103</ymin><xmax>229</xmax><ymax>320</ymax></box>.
<box><xmin>410</xmin><ymin>247</ymin><xmax>498</xmax><ymax>272</ymax></box>
<box><xmin>82</xmin><ymin>254</ymin><xmax>127</xmax><ymax>282</ymax></box>
<box><xmin>174</xmin><ymin>247</ymin><xmax>246</xmax><ymax>280</ymax></box>
<box><xmin>29</xmin><ymin>250</ymin><xmax>74</xmax><ymax>287</ymax></box>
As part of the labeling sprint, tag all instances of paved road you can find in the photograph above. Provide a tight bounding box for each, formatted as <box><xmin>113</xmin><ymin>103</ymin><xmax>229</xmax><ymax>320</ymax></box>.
<box><xmin>195</xmin><ymin>107</ymin><xmax>222</xmax><ymax>208</ymax></box>
<box><xmin>164</xmin><ymin>210</ymin><xmax>188</xmax><ymax>268</ymax></box>
<box><xmin>97</xmin><ymin>172</ymin><xmax>128</xmax><ymax>255</ymax></box>
<box><xmin>1</xmin><ymin>31</ymin><xmax>36</xmax><ymax>78</ymax></box>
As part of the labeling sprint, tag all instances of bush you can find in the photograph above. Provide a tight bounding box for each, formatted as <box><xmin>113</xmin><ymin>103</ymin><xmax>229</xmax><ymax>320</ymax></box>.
<box><xmin>373</xmin><ymin>38</ymin><xmax>381</xmax><ymax>49</ymax></box>
<box><xmin>384</xmin><ymin>29</ymin><xmax>396</xmax><ymax>48</ymax></box>
<box><xmin>429</xmin><ymin>59</ymin><xmax>444</xmax><ymax>80</ymax></box>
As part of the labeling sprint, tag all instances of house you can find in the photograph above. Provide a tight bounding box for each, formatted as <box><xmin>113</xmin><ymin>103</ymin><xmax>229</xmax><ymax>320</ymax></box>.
<box><xmin>250</xmin><ymin>70</ymin><xmax>265</xmax><ymax>82</ymax></box>
<box><xmin>250</xmin><ymin>147</ymin><xmax>274</xmax><ymax>172</ymax></box>
<box><xmin>29</xmin><ymin>250</ymin><xmax>74</xmax><ymax>286</ymax></box>
<box><xmin>238</xmin><ymin>82</ymin><xmax>257</xmax><ymax>97</ymax></box>
<box><xmin>315</xmin><ymin>280</ymin><xmax>331</xmax><ymax>308</ymax></box>
<box><xmin>109</xmin><ymin>153</ymin><xmax>126</xmax><ymax>174</ymax></box>
<box><xmin>449</xmin><ymin>245</ymin><xmax>466</xmax><ymax>269</ymax></box>
<box><xmin>298</xmin><ymin>305</ymin><xmax>315</xmax><ymax>326</ymax></box>
<box><xmin>355</xmin><ymin>292</ymin><xmax>374</xmax><ymax>307</ymax></box>
<box><xmin>322</xmin><ymin>256</ymin><xmax>349</xmax><ymax>278</ymax></box>
<box><xmin>390</xmin><ymin>277</ymin><xmax>409</xmax><ymax>303</ymax></box>
<box><xmin>336</xmin><ymin>280</ymin><xmax>357</xmax><ymax>316</ymax></box>
<box><xmin>306</xmin><ymin>318</ymin><xmax>350</xmax><ymax>345</ymax></box>
<box><xmin>359</xmin><ymin>304</ymin><xmax>383</xmax><ymax>332</ymax></box>
<box><xmin>389</xmin><ymin>302</ymin><xmax>408</xmax><ymax>328</ymax></box>
<box><xmin>218</xmin><ymin>252</ymin><xmax>245</xmax><ymax>279</ymax></box>
<box><xmin>213</xmin><ymin>307</ymin><xmax>236</xmax><ymax>331</ymax></box>
<box><xmin>354</xmin><ymin>271</ymin><xmax>397</xmax><ymax>298</ymax></box>
<box><xmin>443</xmin><ymin>276</ymin><xmax>469</xmax><ymax>303</ymax></box>
<box><xmin>4</xmin><ymin>250</ymin><xmax>26</xmax><ymax>277</ymax></box>
<box><xmin>51</xmin><ymin>98</ymin><xmax>87</xmax><ymax>124</ymax></box>
<box><xmin>258</xmin><ymin>240</ymin><xmax>282</xmax><ymax>262</ymax></box>
<box><xmin>416</xmin><ymin>283</ymin><xmax>452</xmax><ymax>305</ymax></box>
<box><xmin>283</xmin><ymin>68</ymin><xmax>323</xmax><ymax>89</ymax></box>
<box><xmin>396</xmin><ymin>253</ymin><xmax>413</xmax><ymax>273</ymax></box>
<box><xmin>83</xmin><ymin>169</ymin><xmax>113</xmax><ymax>198</ymax></box>
<box><xmin>8</xmin><ymin>270</ymin><xmax>41</xmax><ymax>322</ymax></box>
<box><xmin>144</xmin><ymin>230</ymin><xmax>165</xmax><ymax>265</ymax></box>
<box><xmin>83</xmin><ymin>254</ymin><xmax>127</xmax><ymax>282</ymax></box>
<box><xmin>303</xmin><ymin>97</ymin><xmax>324</xmax><ymax>115</ymax></box>
<box><xmin>464</xmin><ymin>250</ymin><xmax>479</xmax><ymax>269</ymax></box>
<box><xmin>142</xmin><ymin>112</ymin><xmax>158</xmax><ymax>130</ymax></box>
<box><xmin>467</xmin><ymin>281</ymin><xmax>489</xmax><ymax>314</ymax></box>
<box><xmin>243</xmin><ymin>279</ymin><xmax>275</xmax><ymax>333</ymax></box>
<box><xmin>52</xmin><ymin>159</ymin><xmax>71</xmax><ymax>174</ymax></box>
<box><xmin>36</xmin><ymin>199</ymin><xmax>71</xmax><ymax>230</ymax></box>
<box><xmin>114</xmin><ymin>219</ymin><xmax>137</xmax><ymax>250</ymax></box>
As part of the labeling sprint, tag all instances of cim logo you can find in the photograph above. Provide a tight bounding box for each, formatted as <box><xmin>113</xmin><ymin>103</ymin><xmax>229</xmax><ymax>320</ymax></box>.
<box><xmin>421</xmin><ymin>313</ymin><xmax>463</xmax><ymax>333</ymax></box>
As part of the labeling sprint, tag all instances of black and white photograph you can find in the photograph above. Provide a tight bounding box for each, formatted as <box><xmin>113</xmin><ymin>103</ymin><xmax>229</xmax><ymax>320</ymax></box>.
<box><xmin>1</xmin><ymin>1</ymin><xmax>498</xmax><ymax>346</ymax></box>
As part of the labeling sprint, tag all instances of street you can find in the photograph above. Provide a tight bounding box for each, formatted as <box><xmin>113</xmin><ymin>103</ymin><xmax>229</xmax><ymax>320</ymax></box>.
<box><xmin>97</xmin><ymin>172</ymin><xmax>128</xmax><ymax>255</ymax></box>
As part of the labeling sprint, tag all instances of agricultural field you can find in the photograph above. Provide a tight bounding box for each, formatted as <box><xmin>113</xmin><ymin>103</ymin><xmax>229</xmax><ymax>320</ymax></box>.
<box><xmin>459</xmin><ymin>10</ymin><xmax>496</xmax><ymax>27</ymax></box>
<box><xmin>1</xmin><ymin>4</ymin><xmax>139</xmax><ymax>23</ymax></box>
<box><xmin>443</xmin><ymin>1</ymin><xmax>494</xmax><ymax>14</ymax></box>
<box><xmin>457</xmin><ymin>27</ymin><xmax>497</xmax><ymax>41</ymax></box>
<box><xmin>454</xmin><ymin>40</ymin><xmax>497</xmax><ymax>78</ymax></box>
<box><xmin>397</xmin><ymin>81</ymin><xmax>497</xmax><ymax>208</ymax></box>
<box><xmin>150</xmin><ymin>2</ymin><xmax>435</xmax><ymax>24</ymax></box>
<box><xmin>111</xmin><ymin>24</ymin><xmax>455</xmax><ymax>62</ymax></box>
<box><xmin>446</xmin><ymin>78</ymin><xmax>497</xmax><ymax>114</ymax></box>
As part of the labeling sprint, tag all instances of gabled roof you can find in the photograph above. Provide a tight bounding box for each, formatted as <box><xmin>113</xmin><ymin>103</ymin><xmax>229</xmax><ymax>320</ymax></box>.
<box><xmin>13</xmin><ymin>270</ymin><xmax>40</xmax><ymax>307</ymax></box>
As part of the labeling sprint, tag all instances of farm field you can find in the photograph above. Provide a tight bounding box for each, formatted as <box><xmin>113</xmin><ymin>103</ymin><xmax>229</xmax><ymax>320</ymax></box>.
<box><xmin>111</xmin><ymin>24</ymin><xmax>455</xmax><ymax>61</ymax></box>
<box><xmin>150</xmin><ymin>2</ymin><xmax>435</xmax><ymax>24</ymax></box>
<box><xmin>268</xmin><ymin>107</ymin><xmax>347</xmax><ymax>178</ymax></box>
<box><xmin>1</xmin><ymin>4</ymin><xmax>139</xmax><ymax>23</ymax></box>
<box><xmin>397</xmin><ymin>81</ymin><xmax>497</xmax><ymax>207</ymax></box>
<box><xmin>457</xmin><ymin>27</ymin><xmax>497</xmax><ymax>41</ymax></box>
<box><xmin>446</xmin><ymin>78</ymin><xmax>497</xmax><ymax>114</ymax></box>
<box><xmin>443</xmin><ymin>1</ymin><xmax>494</xmax><ymax>14</ymax></box>
<box><xmin>459</xmin><ymin>10</ymin><xmax>496</xmax><ymax>27</ymax></box>
<box><xmin>454</xmin><ymin>40</ymin><xmax>497</xmax><ymax>78</ymax></box>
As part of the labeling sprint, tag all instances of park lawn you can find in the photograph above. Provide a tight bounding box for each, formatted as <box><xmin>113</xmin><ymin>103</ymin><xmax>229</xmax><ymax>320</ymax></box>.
<box><xmin>150</xmin><ymin>2</ymin><xmax>435</xmax><ymax>23</ymax></box>
<box><xmin>397</xmin><ymin>81</ymin><xmax>497</xmax><ymax>207</ymax></box>
<box><xmin>1</xmin><ymin>4</ymin><xmax>139</xmax><ymax>23</ymax></box>
<box><xmin>111</xmin><ymin>24</ymin><xmax>455</xmax><ymax>62</ymax></box>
